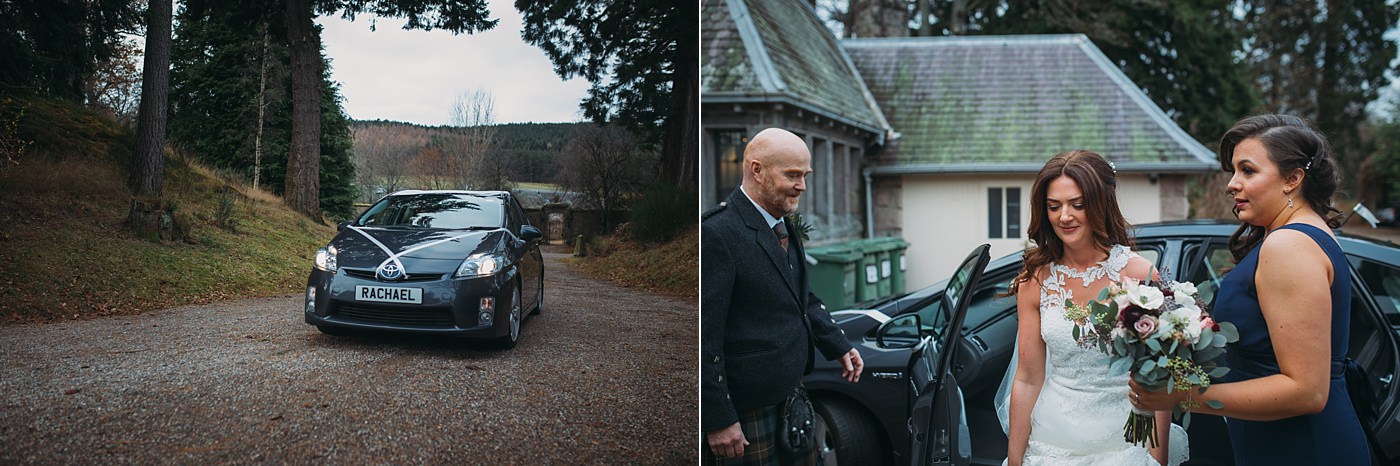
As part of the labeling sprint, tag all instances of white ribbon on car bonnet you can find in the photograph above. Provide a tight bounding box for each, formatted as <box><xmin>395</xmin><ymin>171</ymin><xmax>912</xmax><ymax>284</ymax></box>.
<box><xmin>348</xmin><ymin>226</ymin><xmax>482</xmax><ymax>278</ymax></box>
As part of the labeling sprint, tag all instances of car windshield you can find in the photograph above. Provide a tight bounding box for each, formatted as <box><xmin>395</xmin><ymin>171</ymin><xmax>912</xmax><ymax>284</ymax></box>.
<box><xmin>355</xmin><ymin>193</ymin><xmax>504</xmax><ymax>230</ymax></box>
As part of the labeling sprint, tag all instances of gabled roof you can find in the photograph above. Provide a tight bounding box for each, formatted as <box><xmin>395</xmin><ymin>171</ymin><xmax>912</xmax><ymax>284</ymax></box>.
<box><xmin>843</xmin><ymin>34</ymin><xmax>1216</xmax><ymax>174</ymax></box>
<box><xmin>702</xmin><ymin>0</ymin><xmax>889</xmax><ymax>138</ymax></box>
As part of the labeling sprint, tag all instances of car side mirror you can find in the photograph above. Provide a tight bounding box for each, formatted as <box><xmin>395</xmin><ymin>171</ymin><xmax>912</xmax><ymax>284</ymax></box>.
<box><xmin>519</xmin><ymin>225</ymin><xmax>543</xmax><ymax>242</ymax></box>
<box><xmin>876</xmin><ymin>314</ymin><xmax>922</xmax><ymax>349</ymax></box>
<box><xmin>337</xmin><ymin>221</ymin><xmax>352</xmax><ymax>232</ymax></box>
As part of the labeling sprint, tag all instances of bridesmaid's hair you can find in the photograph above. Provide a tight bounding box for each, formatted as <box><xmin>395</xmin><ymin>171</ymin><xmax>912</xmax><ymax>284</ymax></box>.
<box><xmin>1218</xmin><ymin>114</ymin><xmax>1342</xmax><ymax>262</ymax></box>
<box><xmin>1009</xmin><ymin>150</ymin><xmax>1135</xmax><ymax>296</ymax></box>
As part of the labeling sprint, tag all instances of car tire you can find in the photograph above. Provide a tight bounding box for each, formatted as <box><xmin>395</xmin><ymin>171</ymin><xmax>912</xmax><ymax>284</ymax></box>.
<box><xmin>316</xmin><ymin>325</ymin><xmax>350</xmax><ymax>336</ymax></box>
<box><xmin>494</xmin><ymin>284</ymin><xmax>522</xmax><ymax>349</ymax></box>
<box><xmin>813</xmin><ymin>398</ymin><xmax>887</xmax><ymax>466</ymax></box>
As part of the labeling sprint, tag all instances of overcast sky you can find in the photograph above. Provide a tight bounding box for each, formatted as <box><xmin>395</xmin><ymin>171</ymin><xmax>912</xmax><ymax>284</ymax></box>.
<box><xmin>316</xmin><ymin>0</ymin><xmax>590</xmax><ymax>126</ymax></box>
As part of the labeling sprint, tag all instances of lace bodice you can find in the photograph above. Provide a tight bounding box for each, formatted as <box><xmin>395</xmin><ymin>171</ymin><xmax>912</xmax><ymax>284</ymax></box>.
<box><xmin>1038</xmin><ymin>244</ymin><xmax>1135</xmax><ymax>397</ymax></box>
<box><xmin>1019</xmin><ymin>244</ymin><xmax>1186</xmax><ymax>465</ymax></box>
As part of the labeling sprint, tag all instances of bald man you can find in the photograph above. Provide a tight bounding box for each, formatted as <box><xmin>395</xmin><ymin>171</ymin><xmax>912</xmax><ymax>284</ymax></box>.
<box><xmin>701</xmin><ymin>128</ymin><xmax>863</xmax><ymax>465</ymax></box>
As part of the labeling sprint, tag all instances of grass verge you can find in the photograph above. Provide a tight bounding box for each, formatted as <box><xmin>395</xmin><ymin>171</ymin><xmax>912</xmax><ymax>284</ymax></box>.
<box><xmin>0</xmin><ymin>96</ymin><xmax>334</xmax><ymax>324</ymax></box>
<box><xmin>567</xmin><ymin>227</ymin><xmax>698</xmax><ymax>300</ymax></box>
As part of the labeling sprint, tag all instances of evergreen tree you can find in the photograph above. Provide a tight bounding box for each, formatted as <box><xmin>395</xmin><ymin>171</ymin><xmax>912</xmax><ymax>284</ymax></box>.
<box><xmin>318</xmin><ymin>74</ymin><xmax>358</xmax><ymax>219</ymax></box>
<box><xmin>966</xmin><ymin>0</ymin><xmax>1257</xmax><ymax>144</ymax></box>
<box><xmin>169</xmin><ymin>0</ymin><xmax>355</xmax><ymax>218</ymax></box>
<box><xmin>0</xmin><ymin>0</ymin><xmax>141</xmax><ymax>102</ymax></box>
<box><xmin>1238</xmin><ymin>0</ymin><xmax>1400</xmax><ymax>189</ymax></box>
<box><xmin>170</xmin><ymin>0</ymin><xmax>289</xmax><ymax>182</ymax></box>
<box><xmin>518</xmin><ymin>0</ymin><xmax>698</xmax><ymax>193</ymax></box>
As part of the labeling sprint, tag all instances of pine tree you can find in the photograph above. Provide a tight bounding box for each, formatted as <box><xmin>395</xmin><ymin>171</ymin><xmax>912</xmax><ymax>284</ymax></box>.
<box><xmin>518</xmin><ymin>0</ymin><xmax>698</xmax><ymax>193</ymax></box>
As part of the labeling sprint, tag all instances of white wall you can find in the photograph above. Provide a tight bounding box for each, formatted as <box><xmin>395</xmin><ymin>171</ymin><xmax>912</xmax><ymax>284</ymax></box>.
<box><xmin>899</xmin><ymin>173</ymin><xmax>1162</xmax><ymax>289</ymax></box>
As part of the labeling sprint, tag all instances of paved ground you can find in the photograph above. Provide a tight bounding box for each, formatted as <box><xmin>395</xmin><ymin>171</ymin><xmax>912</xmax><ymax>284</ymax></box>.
<box><xmin>0</xmin><ymin>246</ymin><xmax>698</xmax><ymax>464</ymax></box>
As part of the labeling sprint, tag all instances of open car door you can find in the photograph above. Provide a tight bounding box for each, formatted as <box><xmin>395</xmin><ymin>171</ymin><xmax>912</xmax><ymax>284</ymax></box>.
<box><xmin>876</xmin><ymin>244</ymin><xmax>990</xmax><ymax>466</ymax></box>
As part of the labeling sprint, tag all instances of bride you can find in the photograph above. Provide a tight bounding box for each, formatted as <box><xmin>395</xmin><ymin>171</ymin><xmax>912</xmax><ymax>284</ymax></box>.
<box><xmin>995</xmin><ymin>150</ymin><xmax>1187</xmax><ymax>465</ymax></box>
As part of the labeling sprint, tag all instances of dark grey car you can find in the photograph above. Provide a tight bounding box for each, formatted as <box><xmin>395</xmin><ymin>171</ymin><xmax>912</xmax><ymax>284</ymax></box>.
<box><xmin>805</xmin><ymin>220</ymin><xmax>1400</xmax><ymax>465</ymax></box>
<box><xmin>303</xmin><ymin>190</ymin><xmax>544</xmax><ymax>348</ymax></box>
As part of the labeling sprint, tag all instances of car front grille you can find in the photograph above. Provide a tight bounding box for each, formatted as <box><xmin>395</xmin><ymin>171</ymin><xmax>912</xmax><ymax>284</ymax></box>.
<box><xmin>333</xmin><ymin>304</ymin><xmax>456</xmax><ymax>328</ymax></box>
<box><xmin>342</xmin><ymin>268</ymin><xmax>441</xmax><ymax>282</ymax></box>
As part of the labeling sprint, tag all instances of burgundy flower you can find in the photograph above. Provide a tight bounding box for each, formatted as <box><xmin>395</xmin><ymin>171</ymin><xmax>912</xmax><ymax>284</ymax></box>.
<box><xmin>1119</xmin><ymin>304</ymin><xmax>1147</xmax><ymax>328</ymax></box>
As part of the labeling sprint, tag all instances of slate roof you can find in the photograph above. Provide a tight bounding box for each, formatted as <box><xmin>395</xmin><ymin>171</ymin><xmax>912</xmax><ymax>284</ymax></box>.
<box><xmin>842</xmin><ymin>34</ymin><xmax>1216</xmax><ymax>174</ymax></box>
<box><xmin>702</xmin><ymin>0</ymin><xmax>889</xmax><ymax>137</ymax></box>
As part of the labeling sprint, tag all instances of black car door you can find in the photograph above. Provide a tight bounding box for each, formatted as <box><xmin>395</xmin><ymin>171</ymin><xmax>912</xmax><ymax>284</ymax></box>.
<box><xmin>898</xmin><ymin>244</ymin><xmax>990</xmax><ymax>466</ymax></box>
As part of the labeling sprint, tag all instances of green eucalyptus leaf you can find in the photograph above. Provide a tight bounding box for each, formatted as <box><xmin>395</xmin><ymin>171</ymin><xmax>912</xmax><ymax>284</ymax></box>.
<box><xmin>1141</xmin><ymin>359</ymin><xmax>1158</xmax><ymax>374</ymax></box>
<box><xmin>1145</xmin><ymin>338</ymin><xmax>1161</xmax><ymax>352</ymax></box>
<box><xmin>1195</xmin><ymin>329</ymin><xmax>1214</xmax><ymax>350</ymax></box>
<box><xmin>1208</xmin><ymin>366</ymin><xmax>1230</xmax><ymax>378</ymax></box>
<box><xmin>1212</xmin><ymin>333</ymin><xmax>1227</xmax><ymax>347</ymax></box>
<box><xmin>1207</xmin><ymin>399</ymin><xmax>1224</xmax><ymax>409</ymax></box>
<box><xmin>1218</xmin><ymin>322</ymin><xmax>1240</xmax><ymax>342</ymax></box>
<box><xmin>1072</xmin><ymin>325</ymin><xmax>1081</xmax><ymax>341</ymax></box>
<box><xmin>1110</xmin><ymin>356</ymin><xmax>1132</xmax><ymax>376</ymax></box>
<box><xmin>1182</xmin><ymin>411</ymin><xmax>1193</xmax><ymax>429</ymax></box>
<box><xmin>1196</xmin><ymin>346</ymin><xmax>1224</xmax><ymax>362</ymax></box>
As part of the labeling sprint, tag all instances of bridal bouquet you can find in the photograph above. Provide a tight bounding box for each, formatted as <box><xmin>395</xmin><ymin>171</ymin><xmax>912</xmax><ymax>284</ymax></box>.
<box><xmin>1063</xmin><ymin>278</ymin><xmax>1238</xmax><ymax>448</ymax></box>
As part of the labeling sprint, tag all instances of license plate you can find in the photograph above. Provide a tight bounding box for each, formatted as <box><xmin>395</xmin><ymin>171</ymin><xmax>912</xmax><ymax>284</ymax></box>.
<box><xmin>355</xmin><ymin>285</ymin><xmax>423</xmax><ymax>304</ymax></box>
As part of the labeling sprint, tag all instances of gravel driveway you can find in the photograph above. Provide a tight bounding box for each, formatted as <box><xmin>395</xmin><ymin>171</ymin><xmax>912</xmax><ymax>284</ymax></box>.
<box><xmin>0</xmin><ymin>246</ymin><xmax>697</xmax><ymax>464</ymax></box>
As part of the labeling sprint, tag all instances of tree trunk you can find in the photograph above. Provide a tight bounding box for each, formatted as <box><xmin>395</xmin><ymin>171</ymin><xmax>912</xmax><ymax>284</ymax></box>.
<box><xmin>129</xmin><ymin>0</ymin><xmax>171</xmax><ymax>197</ymax></box>
<box><xmin>285</xmin><ymin>0</ymin><xmax>322</xmax><ymax>219</ymax></box>
<box><xmin>917</xmin><ymin>0</ymin><xmax>932</xmax><ymax>36</ymax></box>
<box><xmin>254</xmin><ymin>27</ymin><xmax>270</xmax><ymax>190</ymax></box>
<box><xmin>849</xmin><ymin>0</ymin><xmax>909</xmax><ymax>37</ymax></box>
<box><xmin>661</xmin><ymin>10</ymin><xmax>697</xmax><ymax>194</ymax></box>
<box><xmin>949</xmin><ymin>0</ymin><xmax>968</xmax><ymax>35</ymax></box>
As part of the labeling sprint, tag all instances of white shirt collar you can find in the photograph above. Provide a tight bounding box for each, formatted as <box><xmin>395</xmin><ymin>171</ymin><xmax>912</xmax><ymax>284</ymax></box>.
<box><xmin>739</xmin><ymin>185</ymin><xmax>783</xmax><ymax>229</ymax></box>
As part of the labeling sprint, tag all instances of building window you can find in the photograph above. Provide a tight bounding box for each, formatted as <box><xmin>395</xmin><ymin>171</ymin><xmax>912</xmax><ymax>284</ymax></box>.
<box><xmin>988</xmin><ymin>187</ymin><xmax>1021</xmax><ymax>239</ymax></box>
<box><xmin>713</xmin><ymin>130</ymin><xmax>747</xmax><ymax>203</ymax></box>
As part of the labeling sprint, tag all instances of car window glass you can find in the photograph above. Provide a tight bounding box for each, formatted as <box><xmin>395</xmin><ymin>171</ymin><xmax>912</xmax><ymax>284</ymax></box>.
<box><xmin>505</xmin><ymin>198</ymin><xmax>523</xmax><ymax>232</ymax></box>
<box><xmin>1352</xmin><ymin>257</ymin><xmax>1400</xmax><ymax>328</ymax></box>
<box><xmin>1137</xmin><ymin>249</ymin><xmax>1160</xmax><ymax>269</ymax></box>
<box><xmin>1183</xmin><ymin>241</ymin><xmax>1234</xmax><ymax>305</ymax></box>
<box><xmin>357</xmin><ymin>193</ymin><xmax>504</xmax><ymax>229</ymax></box>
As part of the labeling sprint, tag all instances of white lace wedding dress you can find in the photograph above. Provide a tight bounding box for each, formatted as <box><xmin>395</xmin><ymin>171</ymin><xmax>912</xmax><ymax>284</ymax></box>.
<box><xmin>998</xmin><ymin>245</ymin><xmax>1188</xmax><ymax>466</ymax></box>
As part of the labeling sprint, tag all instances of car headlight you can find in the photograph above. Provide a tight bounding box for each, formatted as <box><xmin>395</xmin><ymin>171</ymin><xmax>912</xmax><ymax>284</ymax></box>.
<box><xmin>314</xmin><ymin>245</ymin><xmax>338</xmax><ymax>272</ymax></box>
<box><xmin>455</xmin><ymin>252</ymin><xmax>506</xmax><ymax>278</ymax></box>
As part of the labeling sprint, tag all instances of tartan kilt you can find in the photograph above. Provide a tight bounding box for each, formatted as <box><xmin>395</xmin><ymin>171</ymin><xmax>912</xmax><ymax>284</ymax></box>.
<box><xmin>703</xmin><ymin>403</ymin><xmax>818</xmax><ymax>466</ymax></box>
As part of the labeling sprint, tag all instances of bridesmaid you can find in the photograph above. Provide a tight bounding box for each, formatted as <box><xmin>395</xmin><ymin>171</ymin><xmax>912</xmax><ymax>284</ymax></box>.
<box><xmin>1129</xmin><ymin>114</ymin><xmax>1368</xmax><ymax>465</ymax></box>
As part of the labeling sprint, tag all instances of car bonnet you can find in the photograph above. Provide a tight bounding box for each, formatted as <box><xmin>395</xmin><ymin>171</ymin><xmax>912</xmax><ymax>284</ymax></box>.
<box><xmin>331</xmin><ymin>227</ymin><xmax>505</xmax><ymax>267</ymax></box>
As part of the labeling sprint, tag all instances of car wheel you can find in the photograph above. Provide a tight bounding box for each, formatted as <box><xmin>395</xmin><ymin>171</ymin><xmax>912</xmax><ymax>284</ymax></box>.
<box><xmin>494</xmin><ymin>285</ymin><xmax>522</xmax><ymax>349</ymax></box>
<box><xmin>813</xmin><ymin>398</ymin><xmax>886</xmax><ymax>466</ymax></box>
<box><xmin>317</xmin><ymin>325</ymin><xmax>350</xmax><ymax>336</ymax></box>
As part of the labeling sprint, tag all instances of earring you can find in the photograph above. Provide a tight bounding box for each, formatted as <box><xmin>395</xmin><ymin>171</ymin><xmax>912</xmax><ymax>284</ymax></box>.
<box><xmin>1284</xmin><ymin>189</ymin><xmax>1294</xmax><ymax>208</ymax></box>
<box><xmin>1288</xmin><ymin>197</ymin><xmax>1294</xmax><ymax>208</ymax></box>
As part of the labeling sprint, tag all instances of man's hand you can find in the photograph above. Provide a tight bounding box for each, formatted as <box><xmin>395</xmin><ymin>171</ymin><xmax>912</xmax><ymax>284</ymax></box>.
<box><xmin>706</xmin><ymin>422</ymin><xmax>748</xmax><ymax>459</ymax></box>
<box><xmin>839</xmin><ymin>348</ymin><xmax>863</xmax><ymax>383</ymax></box>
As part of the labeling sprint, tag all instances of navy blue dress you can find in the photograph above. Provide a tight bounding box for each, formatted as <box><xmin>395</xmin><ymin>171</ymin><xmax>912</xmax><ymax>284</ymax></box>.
<box><xmin>1212</xmin><ymin>223</ymin><xmax>1368</xmax><ymax>465</ymax></box>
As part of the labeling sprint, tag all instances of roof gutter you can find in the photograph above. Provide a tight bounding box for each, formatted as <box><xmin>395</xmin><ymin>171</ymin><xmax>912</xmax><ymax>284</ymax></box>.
<box><xmin>704</xmin><ymin>93</ymin><xmax>888</xmax><ymax>141</ymax></box>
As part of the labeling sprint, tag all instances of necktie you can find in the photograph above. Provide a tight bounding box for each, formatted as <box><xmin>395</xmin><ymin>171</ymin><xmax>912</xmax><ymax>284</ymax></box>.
<box><xmin>773</xmin><ymin>221</ymin><xmax>789</xmax><ymax>252</ymax></box>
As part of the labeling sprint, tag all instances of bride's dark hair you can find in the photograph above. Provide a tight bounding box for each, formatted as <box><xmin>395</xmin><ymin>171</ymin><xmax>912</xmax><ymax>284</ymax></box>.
<box><xmin>1009</xmin><ymin>150</ymin><xmax>1134</xmax><ymax>296</ymax></box>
